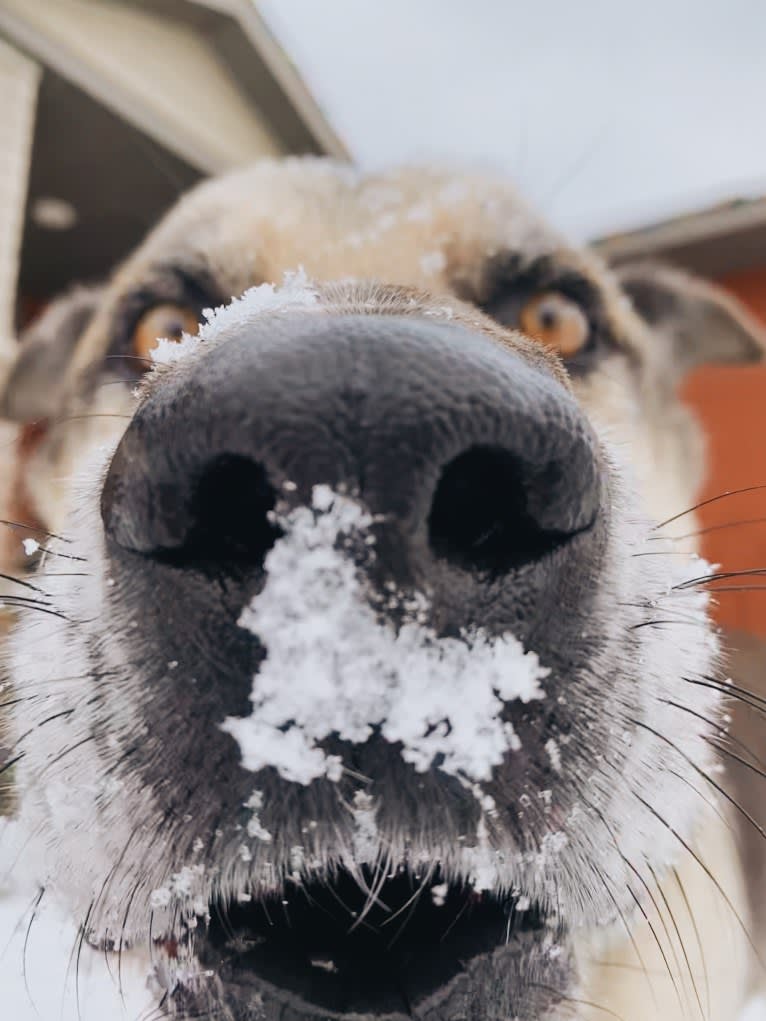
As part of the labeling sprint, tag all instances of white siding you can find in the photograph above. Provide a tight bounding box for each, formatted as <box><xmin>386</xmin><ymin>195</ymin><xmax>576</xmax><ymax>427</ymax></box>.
<box><xmin>0</xmin><ymin>37</ymin><xmax>38</xmax><ymax>367</ymax></box>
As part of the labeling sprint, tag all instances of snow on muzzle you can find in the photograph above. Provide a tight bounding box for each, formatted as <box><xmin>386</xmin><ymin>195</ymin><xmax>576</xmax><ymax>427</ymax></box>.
<box><xmin>101</xmin><ymin>312</ymin><xmax>606</xmax><ymax>788</ymax></box>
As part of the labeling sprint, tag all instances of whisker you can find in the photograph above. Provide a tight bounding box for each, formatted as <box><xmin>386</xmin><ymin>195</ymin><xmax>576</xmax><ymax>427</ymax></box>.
<box><xmin>104</xmin><ymin>354</ymin><xmax>152</xmax><ymax>366</ymax></box>
<box><xmin>625</xmin><ymin>883</ymin><xmax>684</xmax><ymax>1015</ymax></box>
<box><xmin>352</xmin><ymin>852</ymin><xmax>395</xmax><ymax>933</ymax></box>
<box><xmin>660</xmin><ymin>697</ymin><xmax>766</xmax><ymax>771</ymax></box>
<box><xmin>590</xmin><ymin>835</ymin><xmax>671</xmax><ymax>1007</ymax></box>
<box><xmin>21</xmin><ymin>885</ymin><xmax>45</xmax><ymax>1014</ymax></box>
<box><xmin>654</xmin><ymin>484</ymin><xmax>766</xmax><ymax>531</ymax></box>
<box><xmin>684</xmin><ymin>676</ymin><xmax>766</xmax><ymax>716</ymax></box>
<box><xmin>630</xmin><ymin>717</ymin><xmax>766</xmax><ymax>845</ymax></box>
<box><xmin>671</xmin><ymin>866</ymin><xmax>711</xmax><ymax>1021</ymax></box>
<box><xmin>438</xmin><ymin>891</ymin><xmax>472</xmax><ymax>945</ymax></box>
<box><xmin>674</xmin><ymin>568</ymin><xmax>766</xmax><ymax>591</ymax></box>
<box><xmin>385</xmin><ymin>867</ymin><xmax>436</xmax><ymax>951</ymax></box>
<box><xmin>706</xmin><ymin>585</ymin><xmax>766</xmax><ymax>593</ymax></box>
<box><xmin>663</xmin><ymin>515</ymin><xmax>766</xmax><ymax>542</ymax></box>
<box><xmin>667</xmin><ymin>767</ymin><xmax>737</xmax><ymax>841</ymax></box>
<box><xmin>32</xmin><ymin>571</ymin><xmax>90</xmax><ymax>580</ymax></box>
<box><xmin>0</xmin><ymin>572</ymin><xmax>48</xmax><ymax>594</ymax></box>
<box><xmin>582</xmin><ymin>793</ymin><xmax>658</xmax><ymax>1009</ymax></box>
<box><xmin>529</xmin><ymin>983</ymin><xmax>627</xmax><ymax>1019</ymax></box>
<box><xmin>632</xmin><ymin>550</ymin><xmax>702</xmax><ymax>557</ymax></box>
<box><xmin>0</xmin><ymin>599</ymin><xmax>70</xmax><ymax>621</ymax></box>
<box><xmin>41</xmin><ymin>736</ymin><xmax>95</xmax><ymax>773</ymax></box>
<box><xmin>632</xmin><ymin>789</ymin><xmax>766</xmax><ymax>972</ymax></box>
<box><xmin>709</xmin><ymin>740</ymin><xmax>766</xmax><ymax>785</ymax></box>
<box><xmin>46</xmin><ymin>412</ymin><xmax>133</xmax><ymax>429</ymax></box>
<box><xmin>646</xmin><ymin>860</ymin><xmax>706</xmax><ymax>1021</ymax></box>
<box><xmin>0</xmin><ymin>752</ymin><xmax>24</xmax><ymax>776</ymax></box>
<box><xmin>0</xmin><ymin>593</ymin><xmax>53</xmax><ymax>608</ymax></box>
<box><xmin>2</xmin><ymin>709</ymin><xmax>79</xmax><ymax>763</ymax></box>
<box><xmin>117</xmin><ymin>878</ymin><xmax>142</xmax><ymax>997</ymax></box>
<box><xmin>74</xmin><ymin>901</ymin><xmax>95</xmax><ymax>1021</ymax></box>
<box><xmin>629</xmin><ymin>618</ymin><xmax>706</xmax><ymax>631</ymax></box>
<box><xmin>17</xmin><ymin>547</ymin><xmax>86</xmax><ymax>564</ymax></box>
<box><xmin>0</xmin><ymin>519</ymin><xmax>71</xmax><ymax>543</ymax></box>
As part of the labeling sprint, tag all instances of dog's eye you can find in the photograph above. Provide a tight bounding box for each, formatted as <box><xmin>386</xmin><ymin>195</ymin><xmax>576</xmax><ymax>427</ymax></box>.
<box><xmin>132</xmin><ymin>304</ymin><xmax>200</xmax><ymax>360</ymax></box>
<box><xmin>519</xmin><ymin>292</ymin><xmax>589</xmax><ymax>358</ymax></box>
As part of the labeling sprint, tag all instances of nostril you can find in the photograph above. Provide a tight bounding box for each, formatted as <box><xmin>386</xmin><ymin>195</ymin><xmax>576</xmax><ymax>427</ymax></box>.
<box><xmin>156</xmin><ymin>455</ymin><xmax>282</xmax><ymax>573</ymax></box>
<box><xmin>427</xmin><ymin>446</ymin><xmax>577</xmax><ymax>575</ymax></box>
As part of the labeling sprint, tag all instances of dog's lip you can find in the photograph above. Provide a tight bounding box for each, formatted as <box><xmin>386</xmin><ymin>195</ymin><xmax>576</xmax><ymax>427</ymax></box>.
<box><xmin>172</xmin><ymin>869</ymin><xmax>545</xmax><ymax>1017</ymax></box>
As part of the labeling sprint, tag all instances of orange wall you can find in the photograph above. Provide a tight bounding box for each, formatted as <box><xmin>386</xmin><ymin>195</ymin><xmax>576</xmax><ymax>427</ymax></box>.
<box><xmin>682</xmin><ymin>267</ymin><xmax>766</xmax><ymax>635</ymax></box>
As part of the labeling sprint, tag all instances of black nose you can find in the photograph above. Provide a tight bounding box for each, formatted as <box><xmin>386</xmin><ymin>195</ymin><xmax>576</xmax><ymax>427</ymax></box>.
<box><xmin>102</xmin><ymin>314</ymin><xmax>601</xmax><ymax>604</ymax></box>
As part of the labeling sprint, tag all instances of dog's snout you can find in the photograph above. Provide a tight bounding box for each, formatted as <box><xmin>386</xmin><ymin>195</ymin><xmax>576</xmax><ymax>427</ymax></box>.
<box><xmin>102</xmin><ymin>314</ymin><xmax>601</xmax><ymax>586</ymax></box>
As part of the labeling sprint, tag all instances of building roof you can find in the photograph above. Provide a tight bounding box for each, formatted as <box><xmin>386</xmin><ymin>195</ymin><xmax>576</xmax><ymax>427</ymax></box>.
<box><xmin>595</xmin><ymin>195</ymin><xmax>766</xmax><ymax>276</ymax></box>
<box><xmin>0</xmin><ymin>0</ymin><xmax>350</xmax><ymax>322</ymax></box>
<box><xmin>0</xmin><ymin>0</ymin><xmax>348</xmax><ymax>172</ymax></box>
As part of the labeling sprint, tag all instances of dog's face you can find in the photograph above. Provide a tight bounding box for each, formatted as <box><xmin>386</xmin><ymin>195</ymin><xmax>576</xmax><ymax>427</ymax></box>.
<box><xmin>4</xmin><ymin>160</ymin><xmax>765</xmax><ymax>1020</ymax></box>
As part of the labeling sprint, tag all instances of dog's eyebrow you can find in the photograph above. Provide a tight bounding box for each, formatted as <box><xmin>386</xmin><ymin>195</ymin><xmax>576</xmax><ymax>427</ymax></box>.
<box><xmin>109</xmin><ymin>262</ymin><xmax>223</xmax><ymax>357</ymax></box>
<box><xmin>480</xmin><ymin>253</ymin><xmax>602</xmax><ymax>309</ymax></box>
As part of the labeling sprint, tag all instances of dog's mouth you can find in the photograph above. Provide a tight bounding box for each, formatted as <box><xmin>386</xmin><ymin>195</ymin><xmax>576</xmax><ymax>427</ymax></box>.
<box><xmin>176</xmin><ymin>868</ymin><xmax>545</xmax><ymax>1017</ymax></box>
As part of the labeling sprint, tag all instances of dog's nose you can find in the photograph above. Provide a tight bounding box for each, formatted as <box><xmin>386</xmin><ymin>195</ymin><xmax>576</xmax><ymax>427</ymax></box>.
<box><xmin>102</xmin><ymin>314</ymin><xmax>601</xmax><ymax>603</ymax></box>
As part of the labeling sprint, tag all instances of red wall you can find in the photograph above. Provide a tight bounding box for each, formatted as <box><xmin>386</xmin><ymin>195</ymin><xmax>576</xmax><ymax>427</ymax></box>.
<box><xmin>683</xmin><ymin>267</ymin><xmax>766</xmax><ymax>634</ymax></box>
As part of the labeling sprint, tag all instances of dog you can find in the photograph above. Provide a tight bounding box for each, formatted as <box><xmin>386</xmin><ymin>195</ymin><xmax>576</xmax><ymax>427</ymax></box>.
<box><xmin>2</xmin><ymin>159</ymin><xmax>766</xmax><ymax>1020</ymax></box>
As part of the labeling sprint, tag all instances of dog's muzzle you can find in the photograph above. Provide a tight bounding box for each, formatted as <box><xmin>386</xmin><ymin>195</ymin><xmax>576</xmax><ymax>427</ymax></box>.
<box><xmin>98</xmin><ymin>312</ymin><xmax>604</xmax><ymax>1019</ymax></box>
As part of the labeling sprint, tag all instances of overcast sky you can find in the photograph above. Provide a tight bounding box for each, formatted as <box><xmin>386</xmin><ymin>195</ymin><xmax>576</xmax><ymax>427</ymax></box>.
<box><xmin>259</xmin><ymin>0</ymin><xmax>766</xmax><ymax>241</ymax></box>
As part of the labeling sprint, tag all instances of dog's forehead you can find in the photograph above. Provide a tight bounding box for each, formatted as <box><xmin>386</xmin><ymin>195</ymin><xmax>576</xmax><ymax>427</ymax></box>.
<box><xmin>125</xmin><ymin>160</ymin><xmax>569</xmax><ymax>293</ymax></box>
<box><xmin>64</xmin><ymin>159</ymin><xmax>646</xmax><ymax>400</ymax></box>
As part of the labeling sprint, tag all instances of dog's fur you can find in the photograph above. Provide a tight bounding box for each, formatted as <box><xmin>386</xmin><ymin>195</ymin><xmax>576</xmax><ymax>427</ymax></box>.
<box><xmin>3</xmin><ymin>159</ymin><xmax>766</xmax><ymax>1020</ymax></box>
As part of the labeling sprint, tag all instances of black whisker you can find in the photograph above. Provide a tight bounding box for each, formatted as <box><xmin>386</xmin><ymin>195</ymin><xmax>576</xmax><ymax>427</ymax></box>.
<box><xmin>22</xmin><ymin>885</ymin><xmax>46</xmax><ymax>1010</ymax></box>
<box><xmin>671</xmin><ymin>866</ymin><xmax>711</xmax><ymax>1021</ymax></box>
<box><xmin>625</xmin><ymin>883</ymin><xmax>684</xmax><ymax>1015</ymax></box>
<box><xmin>709</xmin><ymin>740</ymin><xmax>766</xmax><ymax>785</ymax></box>
<box><xmin>529</xmin><ymin>982</ymin><xmax>627</xmax><ymax>1019</ymax></box>
<box><xmin>632</xmin><ymin>789</ymin><xmax>765</xmax><ymax>973</ymax></box>
<box><xmin>630</xmin><ymin>618</ymin><xmax>706</xmax><ymax>631</ymax></box>
<box><xmin>685</xmin><ymin>676</ymin><xmax>766</xmax><ymax>715</ymax></box>
<box><xmin>0</xmin><ymin>752</ymin><xmax>24</xmax><ymax>775</ymax></box>
<box><xmin>582</xmin><ymin>795</ymin><xmax>658</xmax><ymax>1009</ymax></box>
<box><xmin>707</xmin><ymin>585</ymin><xmax>766</xmax><ymax>593</ymax></box>
<box><xmin>674</xmin><ymin>567</ymin><xmax>766</xmax><ymax>591</ymax></box>
<box><xmin>20</xmin><ymin>547</ymin><xmax>87</xmax><ymax>564</ymax></box>
<box><xmin>660</xmin><ymin>697</ymin><xmax>766</xmax><ymax>771</ymax></box>
<box><xmin>654</xmin><ymin>484</ymin><xmax>766</xmax><ymax>531</ymax></box>
<box><xmin>662</xmin><ymin>515</ymin><xmax>766</xmax><ymax>542</ymax></box>
<box><xmin>0</xmin><ymin>599</ymin><xmax>70</xmax><ymax>621</ymax></box>
<box><xmin>74</xmin><ymin>901</ymin><xmax>95</xmax><ymax>1021</ymax></box>
<box><xmin>104</xmin><ymin>354</ymin><xmax>152</xmax><ymax>366</ymax></box>
<box><xmin>0</xmin><ymin>572</ymin><xmax>48</xmax><ymax>594</ymax></box>
<box><xmin>0</xmin><ymin>519</ymin><xmax>71</xmax><ymax>543</ymax></box>
<box><xmin>630</xmin><ymin>717</ymin><xmax>766</xmax><ymax>845</ymax></box>
<box><xmin>42</xmin><ymin>736</ymin><xmax>96</xmax><ymax>772</ymax></box>
<box><xmin>649</xmin><ymin>861</ymin><xmax>706</xmax><ymax>1021</ymax></box>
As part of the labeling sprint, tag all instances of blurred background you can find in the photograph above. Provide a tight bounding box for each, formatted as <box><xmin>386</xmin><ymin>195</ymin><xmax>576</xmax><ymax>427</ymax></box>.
<box><xmin>1</xmin><ymin>0</ymin><xmax>766</xmax><ymax>637</ymax></box>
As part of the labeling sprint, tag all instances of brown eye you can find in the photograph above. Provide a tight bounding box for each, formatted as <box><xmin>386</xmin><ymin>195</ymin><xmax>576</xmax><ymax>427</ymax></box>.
<box><xmin>519</xmin><ymin>292</ymin><xmax>589</xmax><ymax>358</ymax></box>
<box><xmin>132</xmin><ymin>304</ymin><xmax>199</xmax><ymax>360</ymax></box>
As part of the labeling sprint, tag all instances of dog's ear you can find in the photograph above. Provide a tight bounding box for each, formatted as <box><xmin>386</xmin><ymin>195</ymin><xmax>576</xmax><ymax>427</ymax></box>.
<box><xmin>616</xmin><ymin>261</ymin><xmax>766</xmax><ymax>380</ymax></box>
<box><xmin>1</xmin><ymin>285</ymin><xmax>104</xmax><ymax>422</ymax></box>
